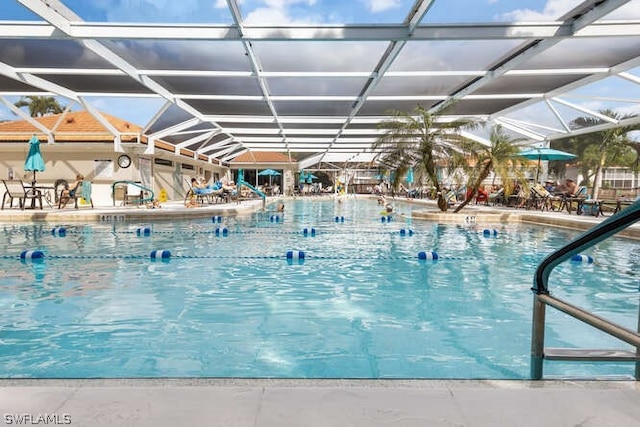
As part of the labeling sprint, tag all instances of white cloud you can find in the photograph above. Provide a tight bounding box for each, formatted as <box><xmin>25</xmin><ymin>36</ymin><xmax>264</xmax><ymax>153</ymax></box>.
<box><xmin>264</xmin><ymin>0</ymin><xmax>316</xmax><ymax>7</ymax></box>
<box><xmin>239</xmin><ymin>0</ymin><xmax>321</xmax><ymax>25</ymax></box>
<box><xmin>500</xmin><ymin>0</ymin><xmax>640</xmax><ymax>22</ymax></box>
<box><xmin>243</xmin><ymin>0</ymin><xmax>321</xmax><ymax>25</ymax></box>
<box><xmin>498</xmin><ymin>0</ymin><xmax>582</xmax><ymax>21</ymax></box>
<box><xmin>245</xmin><ymin>7</ymin><xmax>295</xmax><ymax>25</ymax></box>
<box><xmin>363</xmin><ymin>0</ymin><xmax>402</xmax><ymax>13</ymax></box>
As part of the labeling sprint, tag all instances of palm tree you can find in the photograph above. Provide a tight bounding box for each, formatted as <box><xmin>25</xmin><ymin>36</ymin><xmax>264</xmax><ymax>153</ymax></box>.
<box><xmin>566</xmin><ymin>110</ymin><xmax>639</xmax><ymax>199</ymax></box>
<box><xmin>14</xmin><ymin>95</ymin><xmax>65</xmax><ymax>117</ymax></box>
<box><xmin>373</xmin><ymin>105</ymin><xmax>478</xmax><ymax>211</ymax></box>
<box><xmin>453</xmin><ymin>125</ymin><xmax>525</xmax><ymax>213</ymax></box>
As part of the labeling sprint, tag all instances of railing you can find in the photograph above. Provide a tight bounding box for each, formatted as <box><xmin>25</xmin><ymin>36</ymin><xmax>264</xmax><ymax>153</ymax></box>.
<box><xmin>111</xmin><ymin>180</ymin><xmax>155</xmax><ymax>206</ymax></box>
<box><xmin>531</xmin><ymin>199</ymin><xmax>640</xmax><ymax>380</ymax></box>
<box><xmin>237</xmin><ymin>169</ymin><xmax>266</xmax><ymax>208</ymax></box>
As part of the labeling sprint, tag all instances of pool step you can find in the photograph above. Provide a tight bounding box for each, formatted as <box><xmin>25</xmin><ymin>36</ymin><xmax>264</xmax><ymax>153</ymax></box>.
<box><xmin>544</xmin><ymin>348</ymin><xmax>640</xmax><ymax>362</ymax></box>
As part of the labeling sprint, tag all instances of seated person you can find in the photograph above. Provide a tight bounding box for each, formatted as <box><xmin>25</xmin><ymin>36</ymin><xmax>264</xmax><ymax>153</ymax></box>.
<box><xmin>221</xmin><ymin>178</ymin><xmax>236</xmax><ymax>193</ymax></box>
<box><xmin>60</xmin><ymin>174</ymin><xmax>84</xmax><ymax>208</ymax></box>
<box><xmin>191</xmin><ymin>178</ymin><xmax>221</xmax><ymax>196</ymax></box>
<box><xmin>544</xmin><ymin>180</ymin><xmax>556</xmax><ymax>193</ymax></box>
<box><xmin>513</xmin><ymin>183</ymin><xmax>529</xmax><ymax>208</ymax></box>
<box><xmin>185</xmin><ymin>195</ymin><xmax>198</xmax><ymax>208</ymax></box>
<box><xmin>146</xmin><ymin>199</ymin><xmax>162</xmax><ymax>209</ymax></box>
<box><xmin>191</xmin><ymin>177</ymin><xmax>207</xmax><ymax>193</ymax></box>
<box><xmin>564</xmin><ymin>178</ymin><xmax>578</xmax><ymax>197</ymax></box>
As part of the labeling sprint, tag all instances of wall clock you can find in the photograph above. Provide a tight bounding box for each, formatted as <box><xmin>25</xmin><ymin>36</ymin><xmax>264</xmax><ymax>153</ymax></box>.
<box><xmin>118</xmin><ymin>154</ymin><xmax>132</xmax><ymax>168</ymax></box>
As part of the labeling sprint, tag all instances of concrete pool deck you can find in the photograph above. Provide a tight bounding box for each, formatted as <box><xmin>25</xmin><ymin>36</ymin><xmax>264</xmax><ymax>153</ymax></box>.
<box><xmin>1</xmin><ymin>379</ymin><xmax>639</xmax><ymax>426</ymax></box>
<box><xmin>1</xmin><ymin>196</ymin><xmax>639</xmax><ymax>426</ymax></box>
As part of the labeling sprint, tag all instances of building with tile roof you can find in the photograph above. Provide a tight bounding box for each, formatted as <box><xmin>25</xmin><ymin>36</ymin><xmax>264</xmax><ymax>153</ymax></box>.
<box><xmin>0</xmin><ymin>111</ymin><xmax>300</xmax><ymax>205</ymax></box>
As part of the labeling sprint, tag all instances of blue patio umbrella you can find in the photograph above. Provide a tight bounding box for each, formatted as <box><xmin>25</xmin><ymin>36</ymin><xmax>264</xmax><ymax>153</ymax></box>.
<box><xmin>24</xmin><ymin>135</ymin><xmax>45</xmax><ymax>187</ymax></box>
<box><xmin>306</xmin><ymin>173</ymin><xmax>318</xmax><ymax>184</ymax></box>
<box><xmin>519</xmin><ymin>147</ymin><xmax>576</xmax><ymax>181</ymax></box>
<box><xmin>258</xmin><ymin>168</ymin><xmax>281</xmax><ymax>177</ymax></box>
<box><xmin>258</xmin><ymin>168</ymin><xmax>281</xmax><ymax>186</ymax></box>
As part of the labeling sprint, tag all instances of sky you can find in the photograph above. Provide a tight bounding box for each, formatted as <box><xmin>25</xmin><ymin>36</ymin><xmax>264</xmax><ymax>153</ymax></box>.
<box><xmin>0</xmin><ymin>0</ymin><xmax>574</xmax><ymax>25</ymax></box>
<box><xmin>0</xmin><ymin>0</ymin><xmax>638</xmax><ymax>140</ymax></box>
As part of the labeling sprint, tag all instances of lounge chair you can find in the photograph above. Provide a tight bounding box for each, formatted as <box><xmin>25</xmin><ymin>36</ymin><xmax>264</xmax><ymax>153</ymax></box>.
<box><xmin>488</xmin><ymin>188</ymin><xmax>505</xmax><ymax>206</ymax></box>
<box><xmin>184</xmin><ymin>179</ymin><xmax>225</xmax><ymax>205</ymax></box>
<box><xmin>527</xmin><ymin>184</ymin><xmax>551</xmax><ymax>210</ymax></box>
<box><xmin>1</xmin><ymin>179</ymin><xmax>43</xmax><ymax>210</ymax></box>
<box><xmin>561</xmin><ymin>186</ymin><xmax>588</xmax><ymax>214</ymax></box>
<box><xmin>58</xmin><ymin>180</ymin><xmax>94</xmax><ymax>209</ymax></box>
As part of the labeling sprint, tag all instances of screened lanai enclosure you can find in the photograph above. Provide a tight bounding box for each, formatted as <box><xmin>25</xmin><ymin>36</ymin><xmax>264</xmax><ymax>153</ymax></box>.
<box><xmin>0</xmin><ymin>0</ymin><xmax>639</xmax><ymax>169</ymax></box>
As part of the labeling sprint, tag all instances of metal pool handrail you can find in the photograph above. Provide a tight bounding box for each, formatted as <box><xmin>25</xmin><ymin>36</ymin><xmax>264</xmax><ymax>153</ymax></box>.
<box><xmin>111</xmin><ymin>180</ymin><xmax>155</xmax><ymax>205</ymax></box>
<box><xmin>531</xmin><ymin>199</ymin><xmax>640</xmax><ymax>380</ymax></box>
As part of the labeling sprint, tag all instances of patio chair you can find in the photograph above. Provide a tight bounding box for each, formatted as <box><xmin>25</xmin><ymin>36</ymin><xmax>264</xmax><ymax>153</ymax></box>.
<box><xmin>466</xmin><ymin>187</ymin><xmax>489</xmax><ymax>206</ymax></box>
<box><xmin>1</xmin><ymin>179</ymin><xmax>43</xmax><ymax>210</ymax></box>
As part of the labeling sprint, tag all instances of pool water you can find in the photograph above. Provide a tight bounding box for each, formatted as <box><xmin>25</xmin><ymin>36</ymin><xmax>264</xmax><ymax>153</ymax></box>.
<box><xmin>0</xmin><ymin>198</ymin><xmax>638</xmax><ymax>379</ymax></box>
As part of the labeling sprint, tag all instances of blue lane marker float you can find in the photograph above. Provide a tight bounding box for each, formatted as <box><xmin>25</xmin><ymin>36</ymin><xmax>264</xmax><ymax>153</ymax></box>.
<box><xmin>334</xmin><ymin>216</ymin><xmax>345</xmax><ymax>223</ymax></box>
<box><xmin>286</xmin><ymin>250</ymin><xmax>305</xmax><ymax>259</ymax></box>
<box><xmin>150</xmin><ymin>250</ymin><xmax>171</xmax><ymax>261</ymax></box>
<box><xmin>571</xmin><ymin>254</ymin><xmax>594</xmax><ymax>264</ymax></box>
<box><xmin>417</xmin><ymin>251</ymin><xmax>439</xmax><ymax>261</ymax></box>
<box><xmin>399</xmin><ymin>229</ymin><xmax>414</xmax><ymax>236</ymax></box>
<box><xmin>302</xmin><ymin>228</ymin><xmax>316</xmax><ymax>237</ymax></box>
<box><xmin>215</xmin><ymin>227</ymin><xmax>229</xmax><ymax>237</ymax></box>
<box><xmin>136</xmin><ymin>227</ymin><xmax>151</xmax><ymax>236</ymax></box>
<box><xmin>482</xmin><ymin>229</ymin><xmax>499</xmax><ymax>237</ymax></box>
<box><xmin>212</xmin><ymin>215</ymin><xmax>223</xmax><ymax>223</ymax></box>
<box><xmin>286</xmin><ymin>250</ymin><xmax>305</xmax><ymax>265</ymax></box>
<box><xmin>20</xmin><ymin>250</ymin><xmax>44</xmax><ymax>262</ymax></box>
<box><xmin>270</xmin><ymin>215</ymin><xmax>281</xmax><ymax>223</ymax></box>
<box><xmin>51</xmin><ymin>227</ymin><xmax>67</xmax><ymax>237</ymax></box>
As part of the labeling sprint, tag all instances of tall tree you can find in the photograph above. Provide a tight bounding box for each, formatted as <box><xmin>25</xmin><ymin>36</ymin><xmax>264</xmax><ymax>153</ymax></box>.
<box><xmin>14</xmin><ymin>95</ymin><xmax>65</xmax><ymax>117</ymax></box>
<box><xmin>373</xmin><ymin>105</ymin><xmax>478</xmax><ymax>211</ymax></box>
<box><xmin>453</xmin><ymin>125</ymin><xmax>525</xmax><ymax>213</ymax></box>
<box><xmin>555</xmin><ymin>110</ymin><xmax>639</xmax><ymax>199</ymax></box>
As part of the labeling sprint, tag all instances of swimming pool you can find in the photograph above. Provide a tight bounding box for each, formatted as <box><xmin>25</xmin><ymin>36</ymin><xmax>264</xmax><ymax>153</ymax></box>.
<box><xmin>1</xmin><ymin>198</ymin><xmax>638</xmax><ymax>379</ymax></box>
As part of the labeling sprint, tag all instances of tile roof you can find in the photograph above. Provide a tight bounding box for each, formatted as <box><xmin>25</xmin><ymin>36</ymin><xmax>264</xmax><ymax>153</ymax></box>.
<box><xmin>0</xmin><ymin>110</ymin><xmax>142</xmax><ymax>142</ymax></box>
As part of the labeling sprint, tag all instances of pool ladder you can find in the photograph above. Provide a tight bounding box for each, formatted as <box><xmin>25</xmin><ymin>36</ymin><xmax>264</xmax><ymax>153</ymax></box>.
<box><xmin>531</xmin><ymin>199</ymin><xmax>640</xmax><ymax>380</ymax></box>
